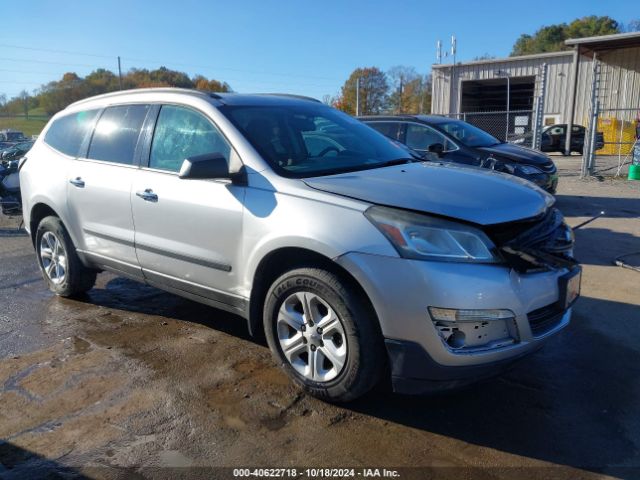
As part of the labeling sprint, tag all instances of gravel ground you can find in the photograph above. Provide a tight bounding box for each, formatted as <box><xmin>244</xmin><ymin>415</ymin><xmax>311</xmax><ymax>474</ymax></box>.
<box><xmin>0</xmin><ymin>172</ymin><xmax>639</xmax><ymax>480</ymax></box>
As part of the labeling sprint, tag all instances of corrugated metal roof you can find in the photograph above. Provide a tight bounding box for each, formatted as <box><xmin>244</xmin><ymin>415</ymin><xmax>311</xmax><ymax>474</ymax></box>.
<box><xmin>432</xmin><ymin>51</ymin><xmax>572</xmax><ymax>70</ymax></box>
<box><xmin>565</xmin><ymin>31</ymin><xmax>640</xmax><ymax>47</ymax></box>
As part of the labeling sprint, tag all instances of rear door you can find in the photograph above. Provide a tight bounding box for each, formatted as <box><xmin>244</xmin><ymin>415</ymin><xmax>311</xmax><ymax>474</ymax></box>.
<box><xmin>131</xmin><ymin>104</ymin><xmax>245</xmax><ymax>307</ymax></box>
<box><xmin>67</xmin><ymin>104</ymin><xmax>150</xmax><ymax>276</ymax></box>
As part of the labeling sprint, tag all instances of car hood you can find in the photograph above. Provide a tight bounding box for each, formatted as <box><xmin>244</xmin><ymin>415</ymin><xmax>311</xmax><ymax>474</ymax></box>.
<box><xmin>303</xmin><ymin>162</ymin><xmax>552</xmax><ymax>226</ymax></box>
<box><xmin>476</xmin><ymin>143</ymin><xmax>551</xmax><ymax>165</ymax></box>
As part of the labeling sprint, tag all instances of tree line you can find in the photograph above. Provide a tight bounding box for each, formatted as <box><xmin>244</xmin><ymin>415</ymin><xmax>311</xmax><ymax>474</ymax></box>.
<box><xmin>0</xmin><ymin>15</ymin><xmax>636</xmax><ymax>119</ymax></box>
<box><xmin>511</xmin><ymin>15</ymin><xmax>638</xmax><ymax>56</ymax></box>
<box><xmin>0</xmin><ymin>67</ymin><xmax>232</xmax><ymax>117</ymax></box>
<box><xmin>330</xmin><ymin>65</ymin><xmax>431</xmax><ymax>116</ymax></box>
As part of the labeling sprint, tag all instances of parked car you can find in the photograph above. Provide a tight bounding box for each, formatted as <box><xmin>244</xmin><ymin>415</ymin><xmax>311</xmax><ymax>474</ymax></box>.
<box><xmin>360</xmin><ymin>115</ymin><xmax>559</xmax><ymax>193</ymax></box>
<box><xmin>21</xmin><ymin>89</ymin><xmax>580</xmax><ymax>402</ymax></box>
<box><xmin>538</xmin><ymin>124</ymin><xmax>605</xmax><ymax>155</ymax></box>
<box><xmin>1</xmin><ymin>140</ymin><xmax>34</xmax><ymax>160</ymax></box>
<box><xmin>0</xmin><ymin>129</ymin><xmax>27</xmax><ymax>143</ymax></box>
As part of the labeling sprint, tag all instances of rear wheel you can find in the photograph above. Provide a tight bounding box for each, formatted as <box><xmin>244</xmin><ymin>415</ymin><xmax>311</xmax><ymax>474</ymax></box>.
<box><xmin>263</xmin><ymin>268</ymin><xmax>384</xmax><ymax>402</ymax></box>
<box><xmin>36</xmin><ymin>216</ymin><xmax>96</xmax><ymax>297</ymax></box>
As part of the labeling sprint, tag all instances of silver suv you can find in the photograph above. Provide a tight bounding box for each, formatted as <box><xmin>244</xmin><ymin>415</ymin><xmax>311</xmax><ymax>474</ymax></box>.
<box><xmin>20</xmin><ymin>89</ymin><xmax>581</xmax><ymax>402</ymax></box>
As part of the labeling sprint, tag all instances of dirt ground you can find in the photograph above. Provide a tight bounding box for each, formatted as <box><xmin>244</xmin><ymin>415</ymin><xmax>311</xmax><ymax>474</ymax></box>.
<box><xmin>1</xmin><ymin>165</ymin><xmax>639</xmax><ymax>480</ymax></box>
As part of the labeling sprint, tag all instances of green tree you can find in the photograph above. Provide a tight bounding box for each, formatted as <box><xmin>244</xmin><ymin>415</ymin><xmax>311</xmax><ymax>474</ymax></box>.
<box><xmin>337</xmin><ymin>67</ymin><xmax>388</xmax><ymax>115</ymax></box>
<box><xmin>511</xmin><ymin>16</ymin><xmax>621</xmax><ymax>56</ymax></box>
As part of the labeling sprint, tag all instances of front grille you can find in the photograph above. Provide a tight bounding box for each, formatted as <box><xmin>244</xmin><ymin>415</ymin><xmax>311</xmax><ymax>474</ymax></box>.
<box><xmin>527</xmin><ymin>303</ymin><xmax>564</xmax><ymax>336</ymax></box>
<box><xmin>484</xmin><ymin>208</ymin><xmax>577</xmax><ymax>272</ymax></box>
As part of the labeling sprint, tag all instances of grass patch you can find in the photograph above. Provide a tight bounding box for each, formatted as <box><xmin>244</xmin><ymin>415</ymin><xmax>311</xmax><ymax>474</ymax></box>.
<box><xmin>0</xmin><ymin>116</ymin><xmax>49</xmax><ymax>137</ymax></box>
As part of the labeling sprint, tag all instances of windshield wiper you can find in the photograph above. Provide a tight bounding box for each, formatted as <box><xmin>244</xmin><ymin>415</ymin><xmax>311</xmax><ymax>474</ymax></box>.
<box><xmin>376</xmin><ymin>157</ymin><xmax>416</xmax><ymax>168</ymax></box>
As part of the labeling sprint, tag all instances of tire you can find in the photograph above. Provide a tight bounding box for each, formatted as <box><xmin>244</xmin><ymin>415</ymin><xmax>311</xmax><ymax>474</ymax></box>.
<box><xmin>263</xmin><ymin>267</ymin><xmax>384</xmax><ymax>402</ymax></box>
<box><xmin>35</xmin><ymin>216</ymin><xmax>96</xmax><ymax>297</ymax></box>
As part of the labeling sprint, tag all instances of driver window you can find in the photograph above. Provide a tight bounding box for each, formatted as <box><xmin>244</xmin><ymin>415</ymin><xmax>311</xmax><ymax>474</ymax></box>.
<box><xmin>149</xmin><ymin>105</ymin><xmax>231</xmax><ymax>173</ymax></box>
<box><xmin>405</xmin><ymin>124</ymin><xmax>450</xmax><ymax>152</ymax></box>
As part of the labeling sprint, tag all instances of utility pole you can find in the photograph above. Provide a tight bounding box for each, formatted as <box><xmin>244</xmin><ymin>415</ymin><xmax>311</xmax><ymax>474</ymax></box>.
<box><xmin>117</xmin><ymin>56</ymin><xmax>123</xmax><ymax>90</ymax></box>
<box><xmin>23</xmin><ymin>92</ymin><xmax>28</xmax><ymax>120</ymax></box>
<box><xmin>398</xmin><ymin>78</ymin><xmax>403</xmax><ymax>114</ymax></box>
<box><xmin>495</xmin><ymin>69</ymin><xmax>511</xmax><ymax>141</ymax></box>
<box><xmin>355</xmin><ymin>77</ymin><xmax>360</xmax><ymax>116</ymax></box>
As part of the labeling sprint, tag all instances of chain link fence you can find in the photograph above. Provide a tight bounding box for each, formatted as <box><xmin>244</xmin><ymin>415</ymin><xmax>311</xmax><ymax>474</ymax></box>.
<box><xmin>444</xmin><ymin>110</ymin><xmax>536</xmax><ymax>147</ymax></box>
<box><xmin>582</xmin><ymin>57</ymin><xmax>640</xmax><ymax>178</ymax></box>
<box><xmin>586</xmin><ymin>107</ymin><xmax>639</xmax><ymax>178</ymax></box>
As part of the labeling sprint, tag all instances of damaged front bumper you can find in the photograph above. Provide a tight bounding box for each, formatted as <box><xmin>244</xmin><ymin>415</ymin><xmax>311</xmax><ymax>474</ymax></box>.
<box><xmin>336</xmin><ymin>207</ymin><xmax>580</xmax><ymax>394</ymax></box>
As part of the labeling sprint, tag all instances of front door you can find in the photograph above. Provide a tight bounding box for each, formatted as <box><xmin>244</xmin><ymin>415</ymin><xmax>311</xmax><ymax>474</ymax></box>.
<box><xmin>131</xmin><ymin>104</ymin><xmax>245</xmax><ymax>307</ymax></box>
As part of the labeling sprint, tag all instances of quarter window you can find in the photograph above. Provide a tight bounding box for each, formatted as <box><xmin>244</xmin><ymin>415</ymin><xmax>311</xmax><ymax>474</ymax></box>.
<box><xmin>149</xmin><ymin>105</ymin><xmax>230</xmax><ymax>173</ymax></box>
<box><xmin>44</xmin><ymin>109</ymin><xmax>100</xmax><ymax>157</ymax></box>
<box><xmin>87</xmin><ymin>104</ymin><xmax>149</xmax><ymax>165</ymax></box>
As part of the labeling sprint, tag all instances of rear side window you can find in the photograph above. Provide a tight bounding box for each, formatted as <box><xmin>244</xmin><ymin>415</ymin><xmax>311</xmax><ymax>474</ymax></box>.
<box><xmin>44</xmin><ymin>110</ymin><xmax>100</xmax><ymax>157</ymax></box>
<box><xmin>88</xmin><ymin>104</ymin><xmax>149</xmax><ymax>165</ymax></box>
<box><xmin>149</xmin><ymin>105</ymin><xmax>230</xmax><ymax>173</ymax></box>
<box><xmin>367</xmin><ymin>122</ymin><xmax>401</xmax><ymax>141</ymax></box>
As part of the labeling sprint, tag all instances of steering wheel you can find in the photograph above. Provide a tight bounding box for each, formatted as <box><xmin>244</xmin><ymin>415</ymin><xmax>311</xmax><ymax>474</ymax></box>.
<box><xmin>317</xmin><ymin>146</ymin><xmax>340</xmax><ymax>157</ymax></box>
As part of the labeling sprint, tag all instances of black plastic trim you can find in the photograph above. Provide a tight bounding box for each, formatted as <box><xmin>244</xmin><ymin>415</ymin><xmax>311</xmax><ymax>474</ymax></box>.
<box><xmin>135</xmin><ymin>242</ymin><xmax>232</xmax><ymax>272</ymax></box>
<box><xmin>384</xmin><ymin>338</ymin><xmax>534</xmax><ymax>395</ymax></box>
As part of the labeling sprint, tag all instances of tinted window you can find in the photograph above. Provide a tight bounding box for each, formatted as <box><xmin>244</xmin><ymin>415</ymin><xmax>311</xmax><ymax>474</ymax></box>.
<box><xmin>405</xmin><ymin>124</ymin><xmax>453</xmax><ymax>151</ymax></box>
<box><xmin>367</xmin><ymin>122</ymin><xmax>400</xmax><ymax>141</ymax></box>
<box><xmin>438</xmin><ymin>120</ymin><xmax>501</xmax><ymax>148</ymax></box>
<box><xmin>44</xmin><ymin>110</ymin><xmax>100</xmax><ymax>157</ymax></box>
<box><xmin>88</xmin><ymin>104</ymin><xmax>149</xmax><ymax>165</ymax></box>
<box><xmin>220</xmin><ymin>104</ymin><xmax>410</xmax><ymax>178</ymax></box>
<box><xmin>149</xmin><ymin>105</ymin><xmax>230</xmax><ymax>172</ymax></box>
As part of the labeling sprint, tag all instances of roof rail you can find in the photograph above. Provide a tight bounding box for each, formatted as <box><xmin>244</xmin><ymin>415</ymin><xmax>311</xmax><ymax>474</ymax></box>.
<box><xmin>257</xmin><ymin>93</ymin><xmax>322</xmax><ymax>103</ymax></box>
<box><xmin>67</xmin><ymin>87</ymin><xmax>212</xmax><ymax>108</ymax></box>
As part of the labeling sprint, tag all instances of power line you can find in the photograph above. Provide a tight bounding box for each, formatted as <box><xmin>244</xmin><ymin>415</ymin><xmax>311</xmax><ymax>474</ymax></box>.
<box><xmin>0</xmin><ymin>43</ymin><xmax>114</xmax><ymax>59</ymax></box>
<box><xmin>0</xmin><ymin>43</ymin><xmax>341</xmax><ymax>83</ymax></box>
<box><xmin>0</xmin><ymin>56</ymin><xmax>106</xmax><ymax>69</ymax></box>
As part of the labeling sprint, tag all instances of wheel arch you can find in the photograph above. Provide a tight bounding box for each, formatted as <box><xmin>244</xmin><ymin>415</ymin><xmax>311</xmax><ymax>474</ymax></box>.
<box><xmin>29</xmin><ymin>202</ymin><xmax>62</xmax><ymax>246</ymax></box>
<box><xmin>247</xmin><ymin>246</ymin><xmax>379</xmax><ymax>339</ymax></box>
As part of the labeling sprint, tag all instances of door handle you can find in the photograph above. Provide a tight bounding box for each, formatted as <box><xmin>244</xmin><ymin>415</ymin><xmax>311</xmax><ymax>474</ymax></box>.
<box><xmin>69</xmin><ymin>177</ymin><xmax>85</xmax><ymax>188</ymax></box>
<box><xmin>136</xmin><ymin>188</ymin><xmax>158</xmax><ymax>202</ymax></box>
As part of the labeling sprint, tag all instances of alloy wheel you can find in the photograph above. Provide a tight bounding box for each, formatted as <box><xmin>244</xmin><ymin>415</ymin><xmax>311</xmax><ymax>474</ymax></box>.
<box><xmin>276</xmin><ymin>291</ymin><xmax>348</xmax><ymax>382</ymax></box>
<box><xmin>39</xmin><ymin>231</ymin><xmax>67</xmax><ymax>285</ymax></box>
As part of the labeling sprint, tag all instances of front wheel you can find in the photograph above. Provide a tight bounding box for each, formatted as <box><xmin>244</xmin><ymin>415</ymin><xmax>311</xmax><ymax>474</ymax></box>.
<box><xmin>263</xmin><ymin>268</ymin><xmax>384</xmax><ymax>402</ymax></box>
<box><xmin>36</xmin><ymin>216</ymin><xmax>96</xmax><ymax>297</ymax></box>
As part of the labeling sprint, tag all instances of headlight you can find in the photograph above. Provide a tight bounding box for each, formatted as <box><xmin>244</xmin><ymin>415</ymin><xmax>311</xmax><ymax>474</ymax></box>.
<box><xmin>503</xmin><ymin>163</ymin><xmax>543</xmax><ymax>176</ymax></box>
<box><xmin>365</xmin><ymin>206</ymin><xmax>500</xmax><ymax>263</ymax></box>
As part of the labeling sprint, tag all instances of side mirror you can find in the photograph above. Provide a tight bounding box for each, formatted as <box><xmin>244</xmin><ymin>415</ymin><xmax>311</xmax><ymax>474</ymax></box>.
<box><xmin>179</xmin><ymin>152</ymin><xmax>229</xmax><ymax>179</ymax></box>
<box><xmin>428</xmin><ymin>143</ymin><xmax>444</xmax><ymax>156</ymax></box>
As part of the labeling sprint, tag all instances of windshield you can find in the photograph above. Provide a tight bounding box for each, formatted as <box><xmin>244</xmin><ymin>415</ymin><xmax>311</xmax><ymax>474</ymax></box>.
<box><xmin>219</xmin><ymin>103</ymin><xmax>413</xmax><ymax>177</ymax></box>
<box><xmin>437</xmin><ymin>120</ymin><xmax>501</xmax><ymax>148</ymax></box>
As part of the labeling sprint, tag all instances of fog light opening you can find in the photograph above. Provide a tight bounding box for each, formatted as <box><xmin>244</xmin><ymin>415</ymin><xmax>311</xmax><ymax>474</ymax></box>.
<box><xmin>429</xmin><ymin>307</ymin><xmax>518</xmax><ymax>352</ymax></box>
<box><xmin>447</xmin><ymin>330</ymin><xmax>466</xmax><ymax>349</ymax></box>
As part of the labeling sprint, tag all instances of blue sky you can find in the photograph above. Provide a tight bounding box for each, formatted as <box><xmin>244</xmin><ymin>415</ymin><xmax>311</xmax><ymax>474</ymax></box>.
<box><xmin>0</xmin><ymin>0</ymin><xmax>635</xmax><ymax>101</ymax></box>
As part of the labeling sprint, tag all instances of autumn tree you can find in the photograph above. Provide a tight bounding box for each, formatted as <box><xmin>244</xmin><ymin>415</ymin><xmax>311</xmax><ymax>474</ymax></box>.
<box><xmin>511</xmin><ymin>16</ymin><xmax>620</xmax><ymax>56</ymax></box>
<box><xmin>192</xmin><ymin>75</ymin><xmax>232</xmax><ymax>92</ymax></box>
<box><xmin>387</xmin><ymin>66</ymin><xmax>431</xmax><ymax>114</ymax></box>
<box><xmin>337</xmin><ymin>67</ymin><xmax>388</xmax><ymax>115</ymax></box>
<box><xmin>2</xmin><ymin>67</ymin><xmax>233</xmax><ymax>116</ymax></box>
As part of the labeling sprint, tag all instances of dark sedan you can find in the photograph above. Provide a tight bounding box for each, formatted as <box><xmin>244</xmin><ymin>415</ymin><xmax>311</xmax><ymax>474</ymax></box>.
<box><xmin>1</xmin><ymin>141</ymin><xmax>34</xmax><ymax>161</ymax></box>
<box><xmin>360</xmin><ymin>115</ymin><xmax>558</xmax><ymax>194</ymax></box>
<box><xmin>539</xmin><ymin>124</ymin><xmax>604</xmax><ymax>155</ymax></box>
